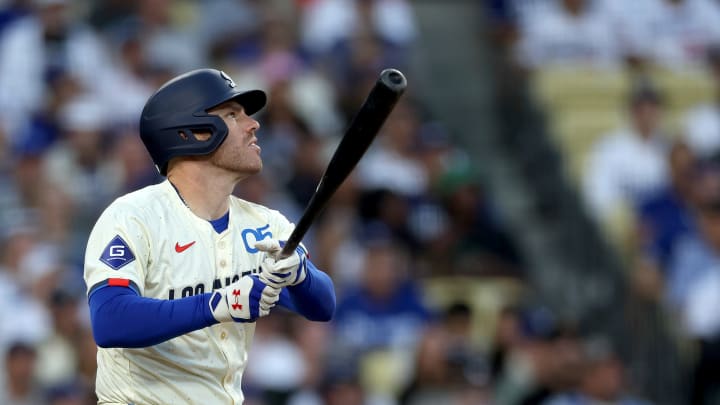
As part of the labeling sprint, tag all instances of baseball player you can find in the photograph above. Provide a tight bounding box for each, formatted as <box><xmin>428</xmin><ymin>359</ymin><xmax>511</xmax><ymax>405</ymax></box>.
<box><xmin>83</xmin><ymin>68</ymin><xmax>336</xmax><ymax>404</ymax></box>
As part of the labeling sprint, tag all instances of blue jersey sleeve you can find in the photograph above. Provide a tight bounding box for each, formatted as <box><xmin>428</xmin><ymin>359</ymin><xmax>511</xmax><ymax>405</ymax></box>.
<box><xmin>278</xmin><ymin>260</ymin><xmax>336</xmax><ymax>321</ymax></box>
<box><xmin>88</xmin><ymin>286</ymin><xmax>218</xmax><ymax>348</ymax></box>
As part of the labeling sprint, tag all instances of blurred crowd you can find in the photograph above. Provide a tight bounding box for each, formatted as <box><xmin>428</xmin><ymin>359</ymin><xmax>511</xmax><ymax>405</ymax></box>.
<box><xmin>492</xmin><ymin>0</ymin><xmax>720</xmax><ymax>404</ymax></box>
<box><xmin>1</xmin><ymin>0</ymin><xmax>719</xmax><ymax>405</ymax></box>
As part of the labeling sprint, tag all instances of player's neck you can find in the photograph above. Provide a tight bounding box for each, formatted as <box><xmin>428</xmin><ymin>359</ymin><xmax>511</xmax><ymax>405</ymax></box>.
<box><xmin>167</xmin><ymin>166</ymin><xmax>233</xmax><ymax>221</ymax></box>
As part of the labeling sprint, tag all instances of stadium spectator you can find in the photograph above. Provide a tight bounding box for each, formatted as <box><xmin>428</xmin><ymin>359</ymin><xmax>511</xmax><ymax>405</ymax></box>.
<box><xmin>194</xmin><ymin>0</ymin><xmax>262</xmax><ymax>65</ymax></box>
<box><xmin>298</xmin><ymin>0</ymin><xmax>417</xmax><ymax>59</ymax></box>
<box><xmin>0</xmin><ymin>0</ymin><xmax>29</xmax><ymax>34</ymax></box>
<box><xmin>489</xmin><ymin>305</ymin><xmax>525</xmax><ymax>387</ymax></box>
<box><xmin>493</xmin><ymin>305</ymin><xmax>584</xmax><ymax>405</ymax></box>
<box><xmin>415</xmin><ymin>121</ymin><xmax>457</xmax><ymax>191</ymax></box>
<box><xmin>598</xmin><ymin>0</ymin><xmax>720</xmax><ymax>70</ymax></box>
<box><xmin>94</xmin><ymin>30</ymin><xmax>157</xmax><ymax>128</ymax></box>
<box><xmin>583</xmin><ymin>79</ymin><xmax>670</xmax><ymax>224</ymax></box>
<box><xmin>302</xmin><ymin>364</ymin><xmax>367</xmax><ymax>405</ymax></box>
<box><xmin>311</xmin><ymin>171</ymin><xmax>366</xmax><ymax>291</ymax></box>
<box><xmin>0</xmin><ymin>341</ymin><xmax>43</xmax><ymax>405</ymax></box>
<box><xmin>400</xmin><ymin>302</ymin><xmax>492</xmax><ymax>405</ymax></box>
<box><xmin>658</xmin><ymin>166</ymin><xmax>720</xmax><ymax>399</ymax></box>
<box><xmin>330</xmin><ymin>223</ymin><xmax>432</xmax><ymax>401</ymax></box>
<box><xmin>282</xmin><ymin>318</ymin><xmax>335</xmax><ymax>405</ymax></box>
<box><xmin>0</xmin><ymin>0</ymin><xmax>113</xmax><ymax>138</ymax></box>
<box><xmin>285</xmin><ymin>122</ymin><xmax>326</xmax><ymax>209</ymax></box>
<box><xmin>10</xmin><ymin>69</ymin><xmax>82</xmax><ymax>165</ymax></box>
<box><xmin>635</xmin><ymin>140</ymin><xmax>697</xmax><ymax>270</ymax></box>
<box><xmin>42</xmin><ymin>94</ymin><xmax>123</xmax><ymax>237</ymax></box>
<box><xmin>686</xmin><ymin>281</ymin><xmax>720</xmax><ymax>404</ymax></box>
<box><xmin>0</xmin><ymin>220</ymin><xmax>52</xmax><ymax>352</ymax></box>
<box><xmin>108</xmin><ymin>128</ymin><xmax>162</xmax><ymax>195</ymax></box>
<box><xmin>102</xmin><ymin>0</ymin><xmax>205</xmax><ymax>75</ymax></box>
<box><xmin>245</xmin><ymin>312</ymin><xmax>308</xmax><ymax>404</ymax></box>
<box><xmin>684</xmin><ymin>265</ymin><xmax>720</xmax><ymax>404</ymax></box>
<box><xmin>542</xmin><ymin>337</ymin><xmax>652</xmax><ymax>405</ymax></box>
<box><xmin>358</xmin><ymin>188</ymin><xmax>419</xmax><ymax>253</ymax></box>
<box><xmin>514</xmin><ymin>0</ymin><xmax>620</xmax><ymax>69</ymax></box>
<box><xmin>640</xmin><ymin>0</ymin><xmax>720</xmax><ymax>71</ymax></box>
<box><xmin>332</xmin><ymin>225</ymin><xmax>431</xmax><ymax>345</ymax></box>
<box><xmin>34</xmin><ymin>289</ymin><xmax>85</xmax><ymax>390</ymax></box>
<box><xmin>0</xmin><ymin>146</ymin><xmax>50</xmax><ymax>221</ymax></box>
<box><xmin>683</xmin><ymin>44</ymin><xmax>720</xmax><ymax>159</ymax></box>
<box><xmin>46</xmin><ymin>382</ymin><xmax>87</xmax><ymax>405</ymax></box>
<box><xmin>595</xmin><ymin>0</ymin><xmax>660</xmax><ymax>66</ymax></box>
<box><xmin>72</xmin><ymin>327</ymin><xmax>97</xmax><ymax>403</ymax></box>
<box><xmin>629</xmin><ymin>141</ymin><xmax>697</xmax><ymax>303</ymax></box>
<box><xmin>357</xmin><ymin>100</ymin><xmax>428</xmax><ymax>197</ymax></box>
<box><xmin>252</xmin><ymin>81</ymin><xmax>312</xmax><ymax>187</ymax></box>
<box><xmin>665</xmin><ymin>162</ymin><xmax>720</xmax><ymax>321</ymax></box>
<box><xmin>257</xmin><ymin>14</ymin><xmax>344</xmax><ymax>140</ymax></box>
<box><xmin>423</xmin><ymin>160</ymin><xmax>522</xmax><ymax>276</ymax></box>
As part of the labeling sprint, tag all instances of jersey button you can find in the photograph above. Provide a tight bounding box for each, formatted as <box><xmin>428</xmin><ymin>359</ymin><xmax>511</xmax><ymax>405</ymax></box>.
<box><xmin>220</xmin><ymin>260</ymin><xmax>227</xmax><ymax>268</ymax></box>
<box><xmin>220</xmin><ymin>331</ymin><xmax>227</xmax><ymax>340</ymax></box>
<box><xmin>219</xmin><ymin>241</ymin><xmax>226</xmax><ymax>249</ymax></box>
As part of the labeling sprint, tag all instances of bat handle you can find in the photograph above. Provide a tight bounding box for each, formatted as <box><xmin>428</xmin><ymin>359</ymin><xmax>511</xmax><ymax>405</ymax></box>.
<box><xmin>280</xmin><ymin>232</ymin><xmax>303</xmax><ymax>259</ymax></box>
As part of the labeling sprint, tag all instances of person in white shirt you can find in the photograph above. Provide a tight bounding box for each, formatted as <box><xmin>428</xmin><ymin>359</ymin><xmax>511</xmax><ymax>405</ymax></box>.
<box><xmin>0</xmin><ymin>0</ymin><xmax>113</xmax><ymax>138</ymax></box>
<box><xmin>683</xmin><ymin>45</ymin><xmax>720</xmax><ymax>159</ymax></box>
<box><xmin>515</xmin><ymin>0</ymin><xmax>621</xmax><ymax>69</ymax></box>
<box><xmin>598</xmin><ymin>0</ymin><xmax>720</xmax><ymax>70</ymax></box>
<box><xmin>645</xmin><ymin>0</ymin><xmax>720</xmax><ymax>71</ymax></box>
<box><xmin>298</xmin><ymin>0</ymin><xmax>417</xmax><ymax>57</ymax></box>
<box><xmin>583</xmin><ymin>80</ymin><xmax>670</xmax><ymax>221</ymax></box>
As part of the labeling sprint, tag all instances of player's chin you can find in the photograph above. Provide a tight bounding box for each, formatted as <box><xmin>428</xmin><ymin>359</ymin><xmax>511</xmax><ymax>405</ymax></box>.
<box><xmin>243</xmin><ymin>160</ymin><xmax>263</xmax><ymax>175</ymax></box>
<box><xmin>249</xmin><ymin>163</ymin><xmax>262</xmax><ymax>174</ymax></box>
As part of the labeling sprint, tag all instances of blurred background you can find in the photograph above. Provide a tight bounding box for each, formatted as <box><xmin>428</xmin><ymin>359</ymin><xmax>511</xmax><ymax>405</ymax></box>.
<box><xmin>2</xmin><ymin>0</ymin><xmax>720</xmax><ymax>404</ymax></box>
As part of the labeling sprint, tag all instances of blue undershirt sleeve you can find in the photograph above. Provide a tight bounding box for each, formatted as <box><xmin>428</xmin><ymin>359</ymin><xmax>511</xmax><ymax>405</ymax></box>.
<box><xmin>88</xmin><ymin>286</ymin><xmax>219</xmax><ymax>348</ymax></box>
<box><xmin>278</xmin><ymin>260</ymin><xmax>336</xmax><ymax>321</ymax></box>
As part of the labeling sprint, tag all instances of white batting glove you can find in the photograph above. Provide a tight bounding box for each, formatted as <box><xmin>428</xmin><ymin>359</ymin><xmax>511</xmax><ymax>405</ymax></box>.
<box><xmin>208</xmin><ymin>275</ymin><xmax>280</xmax><ymax>323</ymax></box>
<box><xmin>255</xmin><ymin>239</ymin><xmax>308</xmax><ymax>288</ymax></box>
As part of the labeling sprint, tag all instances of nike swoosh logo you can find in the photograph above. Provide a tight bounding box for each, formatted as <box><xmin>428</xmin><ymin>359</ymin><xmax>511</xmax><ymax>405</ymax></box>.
<box><xmin>175</xmin><ymin>241</ymin><xmax>196</xmax><ymax>253</ymax></box>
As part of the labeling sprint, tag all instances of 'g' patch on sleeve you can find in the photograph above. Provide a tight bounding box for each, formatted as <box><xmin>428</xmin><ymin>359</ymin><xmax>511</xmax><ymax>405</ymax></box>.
<box><xmin>100</xmin><ymin>235</ymin><xmax>136</xmax><ymax>270</ymax></box>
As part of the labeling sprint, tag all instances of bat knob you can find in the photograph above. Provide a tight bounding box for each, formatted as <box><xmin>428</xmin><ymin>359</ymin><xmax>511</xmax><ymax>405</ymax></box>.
<box><xmin>379</xmin><ymin>68</ymin><xmax>407</xmax><ymax>93</ymax></box>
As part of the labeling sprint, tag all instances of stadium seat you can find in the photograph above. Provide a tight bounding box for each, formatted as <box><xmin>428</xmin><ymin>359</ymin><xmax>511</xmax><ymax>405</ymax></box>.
<box><xmin>530</xmin><ymin>68</ymin><xmax>628</xmax><ymax>181</ymax></box>
<box><xmin>531</xmin><ymin>66</ymin><xmax>714</xmax><ymax>184</ymax></box>
<box><xmin>420</xmin><ymin>276</ymin><xmax>526</xmax><ymax>350</ymax></box>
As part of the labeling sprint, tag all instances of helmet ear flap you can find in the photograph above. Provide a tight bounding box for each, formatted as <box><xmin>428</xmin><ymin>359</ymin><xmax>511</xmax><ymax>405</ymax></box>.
<box><xmin>154</xmin><ymin>115</ymin><xmax>230</xmax><ymax>175</ymax></box>
<box><xmin>192</xmin><ymin>114</ymin><xmax>228</xmax><ymax>143</ymax></box>
<box><xmin>179</xmin><ymin>127</ymin><xmax>214</xmax><ymax>142</ymax></box>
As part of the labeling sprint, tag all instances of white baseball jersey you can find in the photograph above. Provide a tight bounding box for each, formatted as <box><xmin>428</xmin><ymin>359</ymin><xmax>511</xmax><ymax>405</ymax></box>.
<box><xmin>84</xmin><ymin>180</ymin><xmax>295</xmax><ymax>405</ymax></box>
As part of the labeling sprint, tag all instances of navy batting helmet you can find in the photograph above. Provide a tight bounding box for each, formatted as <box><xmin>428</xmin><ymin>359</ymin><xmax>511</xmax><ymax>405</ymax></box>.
<box><xmin>139</xmin><ymin>68</ymin><xmax>266</xmax><ymax>175</ymax></box>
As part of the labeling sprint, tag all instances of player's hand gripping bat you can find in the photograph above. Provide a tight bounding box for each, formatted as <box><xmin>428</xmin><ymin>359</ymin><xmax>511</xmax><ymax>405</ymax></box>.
<box><xmin>279</xmin><ymin>68</ymin><xmax>407</xmax><ymax>258</ymax></box>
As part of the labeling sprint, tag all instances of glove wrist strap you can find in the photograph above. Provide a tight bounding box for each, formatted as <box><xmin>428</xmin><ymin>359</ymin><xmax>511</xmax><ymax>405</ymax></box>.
<box><xmin>209</xmin><ymin>290</ymin><xmax>232</xmax><ymax>323</ymax></box>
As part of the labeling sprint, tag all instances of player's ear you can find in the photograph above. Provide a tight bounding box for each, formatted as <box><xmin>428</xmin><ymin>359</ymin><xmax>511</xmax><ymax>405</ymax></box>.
<box><xmin>175</xmin><ymin>129</ymin><xmax>212</xmax><ymax>142</ymax></box>
<box><xmin>191</xmin><ymin>130</ymin><xmax>212</xmax><ymax>142</ymax></box>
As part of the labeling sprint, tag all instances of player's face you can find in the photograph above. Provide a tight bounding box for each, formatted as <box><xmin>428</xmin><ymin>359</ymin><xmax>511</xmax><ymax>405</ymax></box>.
<box><xmin>207</xmin><ymin>101</ymin><xmax>262</xmax><ymax>176</ymax></box>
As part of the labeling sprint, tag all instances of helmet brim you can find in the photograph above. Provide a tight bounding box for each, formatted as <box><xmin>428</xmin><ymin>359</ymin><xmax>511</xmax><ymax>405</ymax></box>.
<box><xmin>224</xmin><ymin>89</ymin><xmax>267</xmax><ymax>116</ymax></box>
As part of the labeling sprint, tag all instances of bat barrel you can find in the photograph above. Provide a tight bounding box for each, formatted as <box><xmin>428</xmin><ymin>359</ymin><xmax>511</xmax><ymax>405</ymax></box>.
<box><xmin>380</xmin><ymin>68</ymin><xmax>408</xmax><ymax>93</ymax></box>
<box><xmin>279</xmin><ymin>68</ymin><xmax>407</xmax><ymax>258</ymax></box>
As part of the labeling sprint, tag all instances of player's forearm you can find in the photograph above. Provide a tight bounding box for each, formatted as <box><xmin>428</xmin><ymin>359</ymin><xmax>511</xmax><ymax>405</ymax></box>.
<box><xmin>89</xmin><ymin>286</ymin><xmax>218</xmax><ymax>348</ymax></box>
<box><xmin>281</xmin><ymin>260</ymin><xmax>336</xmax><ymax>321</ymax></box>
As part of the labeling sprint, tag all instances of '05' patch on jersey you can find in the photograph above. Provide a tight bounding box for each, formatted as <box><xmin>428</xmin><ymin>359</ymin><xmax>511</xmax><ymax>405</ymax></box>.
<box><xmin>100</xmin><ymin>235</ymin><xmax>136</xmax><ymax>270</ymax></box>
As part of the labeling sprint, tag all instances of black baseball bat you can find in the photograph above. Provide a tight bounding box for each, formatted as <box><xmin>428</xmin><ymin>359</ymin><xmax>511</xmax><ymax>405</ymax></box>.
<box><xmin>280</xmin><ymin>68</ymin><xmax>407</xmax><ymax>258</ymax></box>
